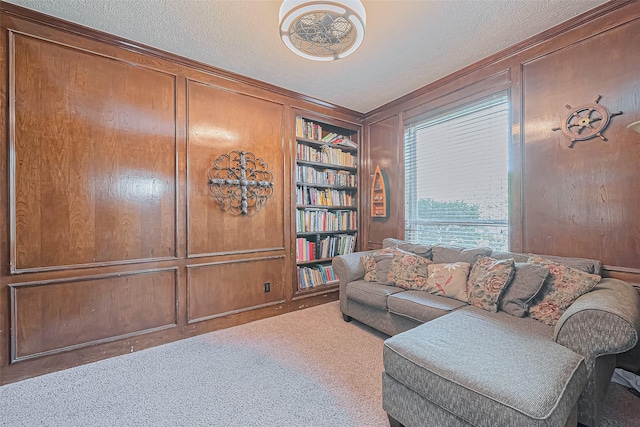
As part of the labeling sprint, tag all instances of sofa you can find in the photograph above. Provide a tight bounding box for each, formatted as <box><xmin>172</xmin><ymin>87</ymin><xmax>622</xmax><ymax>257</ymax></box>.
<box><xmin>332</xmin><ymin>238</ymin><xmax>640</xmax><ymax>427</ymax></box>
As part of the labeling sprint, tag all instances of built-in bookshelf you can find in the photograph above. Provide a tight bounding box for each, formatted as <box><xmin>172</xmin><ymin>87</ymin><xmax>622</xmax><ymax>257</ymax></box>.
<box><xmin>295</xmin><ymin>116</ymin><xmax>359</xmax><ymax>292</ymax></box>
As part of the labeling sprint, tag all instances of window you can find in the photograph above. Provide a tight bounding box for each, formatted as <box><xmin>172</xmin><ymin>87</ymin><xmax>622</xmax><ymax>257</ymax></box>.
<box><xmin>404</xmin><ymin>92</ymin><xmax>510</xmax><ymax>250</ymax></box>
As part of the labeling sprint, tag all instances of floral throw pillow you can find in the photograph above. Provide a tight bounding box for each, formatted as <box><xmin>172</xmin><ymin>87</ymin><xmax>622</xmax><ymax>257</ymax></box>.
<box><xmin>527</xmin><ymin>255</ymin><xmax>601</xmax><ymax>326</ymax></box>
<box><xmin>361</xmin><ymin>247</ymin><xmax>396</xmax><ymax>282</ymax></box>
<box><xmin>421</xmin><ymin>262</ymin><xmax>471</xmax><ymax>302</ymax></box>
<box><xmin>387</xmin><ymin>252</ymin><xmax>433</xmax><ymax>289</ymax></box>
<box><xmin>467</xmin><ymin>257</ymin><xmax>516</xmax><ymax>312</ymax></box>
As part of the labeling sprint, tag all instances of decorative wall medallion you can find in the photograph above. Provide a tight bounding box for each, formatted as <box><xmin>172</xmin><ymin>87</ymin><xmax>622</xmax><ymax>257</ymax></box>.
<box><xmin>551</xmin><ymin>95</ymin><xmax>622</xmax><ymax>148</ymax></box>
<box><xmin>208</xmin><ymin>151</ymin><xmax>274</xmax><ymax>215</ymax></box>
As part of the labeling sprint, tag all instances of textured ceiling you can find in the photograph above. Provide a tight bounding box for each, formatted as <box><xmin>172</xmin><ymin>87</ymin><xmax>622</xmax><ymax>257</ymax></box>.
<box><xmin>4</xmin><ymin>0</ymin><xmax>608</xmax><ymax>113</ymax></box>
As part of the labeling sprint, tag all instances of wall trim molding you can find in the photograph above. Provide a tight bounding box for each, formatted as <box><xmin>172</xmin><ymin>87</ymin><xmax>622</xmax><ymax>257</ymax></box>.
<box><xmin>9</xmin><ymin>268</ymin><xmax>179</xmax><ymax>362</ymax></box>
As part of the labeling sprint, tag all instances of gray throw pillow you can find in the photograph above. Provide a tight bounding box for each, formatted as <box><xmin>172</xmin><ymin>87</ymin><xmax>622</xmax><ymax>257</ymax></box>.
<box><xmin>382</xmin><ymin>238</ymin><xmax>432</xmax><ymax>259</ymax></box>
<box><xmin>375</xmin><ymin>257</ymin><xmax>394</xmax><ymax>285</ymax></box>
<box><xmin>530</xmin><ymin>254</ymin><xmax>601</xmax><ymax>275</ymax></box>
<box><xmin>432</xmin><ymin>245</ymin><xmax>492</xmax><ymax>266</ymax></box>
<box><xmin>490</xmin><ymin>251</ymin><xmax>529</xmax><ymax>263</ymax></box>
<box><xmin>499</xmin><ymin>262</ymin><xmax>549</xmax><ymax>317</ymax></box>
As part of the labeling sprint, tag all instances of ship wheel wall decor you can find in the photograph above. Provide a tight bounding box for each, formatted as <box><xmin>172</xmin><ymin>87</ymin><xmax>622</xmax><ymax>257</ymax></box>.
<box><xmin>551</xmin><ymin>95</ymin><xmax>622</xmax><ymax>148</ymax></box>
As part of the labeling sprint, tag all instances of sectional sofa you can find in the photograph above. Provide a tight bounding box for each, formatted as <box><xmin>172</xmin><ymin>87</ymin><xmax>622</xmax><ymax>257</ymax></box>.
<box><xmin>332</xmin><ymin>238</ymin><xmax>640</xmax><ymax>427</ymax></box>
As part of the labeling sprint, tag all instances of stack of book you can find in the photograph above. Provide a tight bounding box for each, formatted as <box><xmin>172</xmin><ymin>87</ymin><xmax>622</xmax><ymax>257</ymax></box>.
<box><xmin>321</xmin><ymin>132</ymin><xmax>357</xmax><ymax>148</ymax></box>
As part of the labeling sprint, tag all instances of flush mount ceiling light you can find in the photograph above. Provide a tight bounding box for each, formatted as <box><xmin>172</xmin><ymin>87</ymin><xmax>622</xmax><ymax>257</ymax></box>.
<box><xmin>279</xmin><ymin>0</ymin><xmax>366</xmax><ymax>61</ymax></box>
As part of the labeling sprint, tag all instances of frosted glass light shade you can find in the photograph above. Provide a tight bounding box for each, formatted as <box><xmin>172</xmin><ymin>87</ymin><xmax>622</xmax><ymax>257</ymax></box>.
<box><xmin>627</xmin><ymin>121</ymin><xmax>640</xmax><ymax>133</ymax></box>
<box><xmin>279</xmin><ymin>0</ymin><xmax>366</xmax><ymax>61</ymax></box>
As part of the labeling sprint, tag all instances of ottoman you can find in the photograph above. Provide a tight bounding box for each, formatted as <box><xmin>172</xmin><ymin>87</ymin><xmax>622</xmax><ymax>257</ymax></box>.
<box><xmin>382</xmin><ymin>309</ymin><xmax>587</xmax><ymax>427</ymax></box>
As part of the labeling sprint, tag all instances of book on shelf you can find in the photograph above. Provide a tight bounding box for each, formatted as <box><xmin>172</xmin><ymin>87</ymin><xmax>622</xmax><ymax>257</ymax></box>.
<box><xmin>296</xmin><ymin>117</ymin><xmax>357</xmax><ymax>148</ymax></box>
<box><xmin>297</xmin><ymin>264</ymin><xmax>338</xmax><ymax>290</ymax></box>
<box><xmin>296</xmin><ymin>209</ymin><xmax>357</xmax><ymax>233</ymax></box>
<box><xmin>296</xmin><ymin>166</ymin><xmax>356</xmax><ymax>187</ymax></box>
<box><xmin>316</xmin><ymin>233</ymin><xmax>357</xmax><ymax>259</ymax></box>
<box><xmin>332</xmin><ymin>136</ymin><xmax>358</xmax><ymax>148</ymax></box>
<box><xmin>296</xmin><ymin>143</ymin><xmax>356</xmax><ymax>167</ymax></box>
<box><xmin>296</xmin><ymin>233</ymin><xmax>358</xmax><ymax>262</ymax></box>
<box><xmin>296</xmin><ymin>117</ymin><xmax>323</xmax><ymax>141</ymax></box>
<box><xmin>296</xmin><ymin>237</ymin><xmax>316</xmax><ymax>262</ymax></box>
<box><xmin>320</xmin><ymin>132</ymin><xmax>357</xmax><ymax>149</ymax></box>
<box><xmin>321</xmin><ymin>132</ymin><xmax>338</xmax><ymax>142</ymax></box>
<box><xmin>296</xmin><ymin>186</ymin><xmax>355</xmax><ymax>206</ymax></box>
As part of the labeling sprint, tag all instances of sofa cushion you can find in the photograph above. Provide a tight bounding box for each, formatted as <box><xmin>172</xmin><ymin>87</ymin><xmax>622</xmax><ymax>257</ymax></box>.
<box><xmin>382</xmin><ymin>238</ymin><xmax>433</xmax><ymax>259</ymax></box>
<box><xmin>345</xmin><ymin>280</ymin><xmax>404</xmax><ymax>310</ymax></box>
<box><xmin>423</xmin><ymin>262</ymin><xmax>471</xmax><ymax>302</ymax></box>
<box><xmin>432</xmin><ymin>245</ymin><xmax>492</xmax><ymax>266</ymax></box>
<box><xmin>527</xmin><ymin>255</ymin><xmax>601</xmax><ymax>326</ymax></box>
<box><xmin>386</xmin><ymin>252</ymin><xmax>433</xmax><ymax>289</ymax></box>
<box><xmin>383</xmin><ymin>308</ymin><xmax>587</xmax><ymax>427</ymax></box>
<box><xmin>499</xmin><ymin>262</ymin><xmax>550</xmax><ymax>317</ymax></box>
<box><xmin>387</xmin><ymin>291</ymin><xmax>466</xmax><ymax>323</ymax></box>
<box><xmin>467</xmin><ymin>257</ymin><xmax>515</xmax><ymax>312</ymax></box>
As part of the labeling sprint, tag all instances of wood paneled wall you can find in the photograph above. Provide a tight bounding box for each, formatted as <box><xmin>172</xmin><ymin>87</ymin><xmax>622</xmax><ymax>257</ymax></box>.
<box><xmin>0</xmin><ymin>4</ymin><xmax>362</xmax><ymax>384</ymax></box>
<box><xmin>3</xmin><ymin>0</ymin><xmax>638</xmax><ymax>385</ymax></box>
<box><xmin>363</xmin><ymin>115</ymin><xmax>402</xmax><ymax>249</ymax></box>
<box><xmin>363</xmin><ymin>1</ymin><xmax>640</xmax><ymax>284</ymax></box>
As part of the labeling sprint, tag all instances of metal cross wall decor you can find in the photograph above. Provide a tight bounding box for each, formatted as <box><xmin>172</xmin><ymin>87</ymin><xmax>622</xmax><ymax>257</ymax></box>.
<box><xmin>208</xmin><ymin>151</ymin><xmax>274</xmax><ymax>215</ymax></box>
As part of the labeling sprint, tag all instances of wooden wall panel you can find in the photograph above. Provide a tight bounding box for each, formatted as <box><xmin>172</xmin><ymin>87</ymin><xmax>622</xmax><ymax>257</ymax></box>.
<box><xmin>10</xmin><ymin>269</ymin><xmax>177</xmax><ymax>361</ymax></box>
<box><xmin>366</xmin><ymin>115</ymin><xmax>401</xmax><ymax>249</ymax></box>
<box><xmin>186</xmin><ymin>80</ymin><xmax>285</xmax><ymax>257</ymax></box>
<box><xmin>1</xmin><ymin>5</ymin><xmax>362</xmax><ymax>385</ymax></box>
<box><xmin>522</xmin><ymin>19</ymin><xmax>640</xmax><ymax>268</ymax></box>
<box><xmin>10</xmin><ymin>34</ymin><xmax>177</xmax><ymax>272</ymax></box>
<box><xmin>187</xmin><ymin>257</ymin><xmax>286</xmax><ymax>323</ymax></box>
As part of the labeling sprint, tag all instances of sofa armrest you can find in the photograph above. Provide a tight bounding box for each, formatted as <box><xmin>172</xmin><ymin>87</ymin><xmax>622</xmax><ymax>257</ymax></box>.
<box><xmin>332</xmin><ymin>250</ymin><xmax>375</xmax><ymax>314</ymax></box>
<box><xmin>333</xmin><ymin>251</ymin><xmax>372</xmax><ymax>284</ymax></box>
<box><xmin>554</xmin><ymin>278</ymin><xmax>640</xmax><ymax>363</ymax></box>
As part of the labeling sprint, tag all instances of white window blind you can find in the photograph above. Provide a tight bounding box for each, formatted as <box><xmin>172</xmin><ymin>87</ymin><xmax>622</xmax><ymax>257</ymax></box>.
<box><xmin>404</xmin><ymin>93</ymin><xmax>510</xmax><ymax>250</ymax></box>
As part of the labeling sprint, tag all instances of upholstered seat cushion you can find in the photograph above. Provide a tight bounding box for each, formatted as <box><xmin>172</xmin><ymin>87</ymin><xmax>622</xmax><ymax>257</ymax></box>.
<box><xmin>383</xmin><ymin>308</ymin><xmax>587</xmax><ymax>426</ymax></box>
<box><xmin>345</xmin><ymin>280</ymin><xmax>404</xmax><ymax>310</ymax></box>
<box><xmin>387</xmin><ymin>291</ymin><xmax>466</xmax><ymax>323</ymax></box>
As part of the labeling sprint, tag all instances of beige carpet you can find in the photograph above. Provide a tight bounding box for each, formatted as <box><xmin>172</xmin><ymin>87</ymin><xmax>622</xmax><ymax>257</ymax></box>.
<box><xmin>0</xmin><ymin>301</ymin><xmax>638</xmax><ymax>426</ymax></box>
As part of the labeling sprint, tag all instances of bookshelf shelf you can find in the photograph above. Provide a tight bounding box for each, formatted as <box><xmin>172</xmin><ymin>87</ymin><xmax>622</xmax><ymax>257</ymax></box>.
<box><xmin>296</xmin><ymin>182</ymin><xmax>357</xmax><ymax>190</ymax></box>
<box><xmin>297</xmin><ymin>230</ymin><xmax>357</xmax><ymax>237</ymax></box>
<box><xmin>296</xmin><ymin>257</ymin><xmax>335</xmax><ymax>266</ymax></box>
<box><xmin>296</xmin><ymin>205</ymin><xmax>357</xmax><ymax>210</ymax></box>
<box><xmin>294</xmin><ymin>116</ymin><xmax>360</xmax><ymax>292</ymax></box>
<box><xmin>295</xmin><ymin>136</ymin><xmax>358</xmax><ymax>153</ymax></box>
<box><xmin>293</xmin><ymin>283</ymin><xmax>339</xmax><ymax>299</ymax></box>
<box><xmin>297</xmin><ymin>159</ymin><xmax>357</xmax><ymax>172</ymax></box>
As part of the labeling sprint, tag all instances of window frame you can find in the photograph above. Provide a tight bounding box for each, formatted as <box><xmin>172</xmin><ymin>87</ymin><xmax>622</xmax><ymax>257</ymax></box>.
<box><xmin>402</xmin><ymin>91</ymin><xmax>512</xmax><ymax>250</ymax></box>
